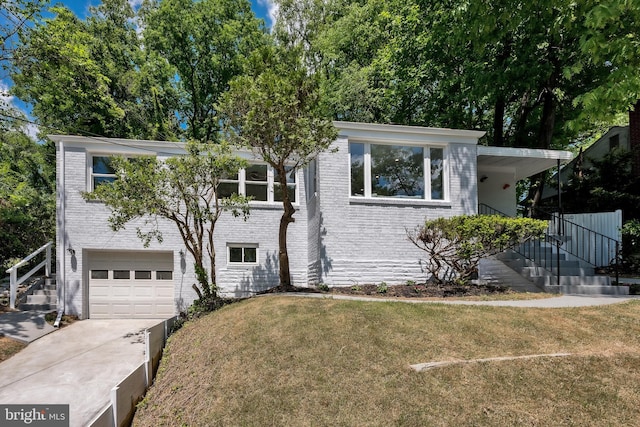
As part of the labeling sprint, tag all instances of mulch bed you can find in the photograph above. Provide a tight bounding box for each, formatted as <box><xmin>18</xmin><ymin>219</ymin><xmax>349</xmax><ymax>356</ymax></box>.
<box><xmin>260</xmin><ymin>283</ymin><xmax>513</xmax><ymax>298</ymax></box>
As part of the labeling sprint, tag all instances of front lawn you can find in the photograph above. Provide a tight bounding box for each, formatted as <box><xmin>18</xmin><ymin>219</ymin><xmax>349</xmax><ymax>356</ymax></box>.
<box><xmin>0</xmin><ymin>337</ymin><xmax>26</xmax><ymax>363</ymax></box>
<box><xmin>134</xmin><ymin>297</ymin><xmax>640</xmax><ymax>426</ymax></box>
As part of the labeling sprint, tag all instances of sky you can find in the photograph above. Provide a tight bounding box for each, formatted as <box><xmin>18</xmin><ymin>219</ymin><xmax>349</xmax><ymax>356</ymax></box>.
<box><xmin>1</xmin><ymin>0</ymin><xmax>277</xmax><ymax>138</ymax></box>
<box><xmin>59</xmin><ymin>0</ymin><xmax>276</xmax><ymax>24</ymax></box>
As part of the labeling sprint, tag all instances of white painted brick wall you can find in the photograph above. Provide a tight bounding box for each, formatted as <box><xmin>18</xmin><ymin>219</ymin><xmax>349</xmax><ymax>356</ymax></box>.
<box><xmin>57</xmin><ymin>128</ymin><xmax>480</xmax><ymax>316</ymax></box>
<box><xmin>58</xmin><ymin>144</ymin><xmax>309</xmax><ymax>317</ymax></box>
<box><xmin>311</xmin><ymin>137</ymin><xmax>478</xmax><ymax>286</ymax></box>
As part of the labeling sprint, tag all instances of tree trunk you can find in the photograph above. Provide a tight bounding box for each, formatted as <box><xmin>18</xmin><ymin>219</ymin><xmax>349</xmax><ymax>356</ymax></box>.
<box><xmin>526</xmin><ymin>87</ymin><xmax>556</xmax><ymax>215</ymax></box>
<box><xmin>276</xmin><ymin>164</ymin><xmax>296</xmax><ymax>290</ymax></box>
<box><xmin>493</xmin><ymin>94</ymin><xmax>506</xmax><ymax>146</ymax></box>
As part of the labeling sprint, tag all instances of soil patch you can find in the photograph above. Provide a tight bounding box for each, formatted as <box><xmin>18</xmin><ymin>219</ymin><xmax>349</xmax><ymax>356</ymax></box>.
<box><xmin>260</xmin><ymin>282</ymin><xmax>515</xmax><ymax>299</ymax></box>
<box><xmin>328</xmin><ymin>282</ymin><xmax>513</xmax><ymax>298</ymax></box>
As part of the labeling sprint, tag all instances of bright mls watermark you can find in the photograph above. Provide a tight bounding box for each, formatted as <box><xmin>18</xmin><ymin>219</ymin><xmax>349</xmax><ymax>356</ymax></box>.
<box><xmin>0</xmin><ymin>405</ymin><xmax>69</xmax><ymax>426</ymax></box>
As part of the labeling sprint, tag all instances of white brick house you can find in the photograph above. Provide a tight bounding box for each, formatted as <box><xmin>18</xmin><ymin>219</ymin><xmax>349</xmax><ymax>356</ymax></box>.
<box><xmin>52</xmin><ymin>121</ymin><xmax>571</xmax><ymax>319</ymax></box>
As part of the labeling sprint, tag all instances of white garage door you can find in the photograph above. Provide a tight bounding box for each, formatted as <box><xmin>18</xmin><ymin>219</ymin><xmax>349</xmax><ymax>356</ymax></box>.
<box><xmin>88</xmin><ymin>251</ymin><xmax>175</xmax><ymax>318</ymax></box>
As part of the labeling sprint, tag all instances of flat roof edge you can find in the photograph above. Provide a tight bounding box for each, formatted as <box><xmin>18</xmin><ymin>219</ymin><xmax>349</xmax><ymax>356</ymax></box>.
<box><xmin>333</xmin><ymin>121</ymin><xmax>486</xmax><ymax>140</ymax></box>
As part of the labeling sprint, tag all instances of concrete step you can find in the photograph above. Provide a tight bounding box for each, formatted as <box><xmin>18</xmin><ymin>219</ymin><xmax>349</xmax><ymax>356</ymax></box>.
<box><xmin>544</xmin><ymin>284</ymin><xmax>629</xmax><ymax>296</ymax></box>
<box><xmin>18</xmin><ymin>276</ymin><xmax>57</xmax><ymax>313</ymax></box>
<box><xmin>478</xmin><ymin>258</ymin><xmax>544</xmax><ymax>293</ymax></box>
<box><xmin>26</xmin><ymin>294</ymin><xmax>57</xmax><ymax>304</ymax></box>
<box><xmin>19</xmin><ymin>303</ymin><xmax>57</xmax><ymax>311</ymax></box>
<box><xmin>533</xmin><ymin>275</ymin><xmax>612</xmax><ymax>287</ymax></box>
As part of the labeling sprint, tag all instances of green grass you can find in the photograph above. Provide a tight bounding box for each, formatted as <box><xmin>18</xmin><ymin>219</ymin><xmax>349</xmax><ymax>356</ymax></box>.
<box><xmin>133</xmin><ymin>296</ymin><xmax>640</xmax><ymax>426</ymax></box>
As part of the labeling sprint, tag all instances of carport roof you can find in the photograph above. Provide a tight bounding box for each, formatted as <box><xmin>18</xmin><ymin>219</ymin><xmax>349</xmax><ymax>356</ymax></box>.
<box><xmin>477</xmin><ymin>146</ymin><xmax>573</xmax><ymax>181</ymax></box>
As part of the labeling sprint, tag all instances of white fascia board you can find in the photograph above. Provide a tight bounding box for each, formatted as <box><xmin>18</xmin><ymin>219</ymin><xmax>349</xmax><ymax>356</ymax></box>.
<box><xmin>477</xmin><ymin>145</ymin><xmax>573</xmax><ymax>162</ymax></box>
<box><xmin>48</xmin><ymin>134</ymin><xmax>187</xmax><ymax>156</ymax></box>
<box><xmin>333</xmin><ymin>121</ymin><xmax>486</xmax><ymax>145</ymax></box>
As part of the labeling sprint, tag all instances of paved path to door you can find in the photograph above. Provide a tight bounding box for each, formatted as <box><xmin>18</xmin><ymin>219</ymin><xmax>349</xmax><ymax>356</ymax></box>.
<box><xmin>0</xmin><ymin>319</ymin><xmax>162</xmax><ymax>427</ymax></box>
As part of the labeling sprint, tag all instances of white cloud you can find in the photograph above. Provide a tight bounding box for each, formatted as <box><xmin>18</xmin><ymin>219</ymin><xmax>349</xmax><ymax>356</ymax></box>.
<box><xmin>0</xmin><ymin>80</ymin><xmax>40</xmax><ymax>139</ymax></box>
<box><xmin>258</xmin><ymin>0</ymin><xmax>279</xmax><ymax>28</ymax></box>
<box><xmin>0</xmin><ymin>81</ymin><xmax>14</xmax><ymax>109</ymax></box>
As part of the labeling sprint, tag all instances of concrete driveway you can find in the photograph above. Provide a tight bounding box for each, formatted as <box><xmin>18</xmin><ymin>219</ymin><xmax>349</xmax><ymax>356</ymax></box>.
<box><xmin>0</xmin><ymin>319</ymin><xmax>163</xmax><ymax>427</ymax></box>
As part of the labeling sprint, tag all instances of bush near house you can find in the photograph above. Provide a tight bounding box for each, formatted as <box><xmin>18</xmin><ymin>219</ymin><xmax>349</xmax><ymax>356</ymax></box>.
<box><xmin>408</xmin><ymin>215</ymin><xmax>548</xmax><ymax>284</ymax></box>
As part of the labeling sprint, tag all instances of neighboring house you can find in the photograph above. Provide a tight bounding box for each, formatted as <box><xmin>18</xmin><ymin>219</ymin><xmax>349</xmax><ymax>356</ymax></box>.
<box><xmin>52</xmin><ymin>121</ymin><xmax>572</xmax><ymax>319</ymax></box>
<box><xmin>543</xmin><ymin>104</ymin><xmax>640</xmax><ymax>202</ymax></box>
<box><xmin>541</xmin><ymin>125</ymin><xmax>631</xmax><ymax>201</ymax></box>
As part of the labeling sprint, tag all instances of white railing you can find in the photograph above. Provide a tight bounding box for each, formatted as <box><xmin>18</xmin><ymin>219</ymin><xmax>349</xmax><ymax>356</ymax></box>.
<box><xmin>5</xmin><ymin>242</ymin><xmax>53</xmax><ymax>309</ymax></box>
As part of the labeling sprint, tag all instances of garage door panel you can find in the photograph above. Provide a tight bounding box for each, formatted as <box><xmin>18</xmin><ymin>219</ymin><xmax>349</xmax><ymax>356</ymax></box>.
<box><xmin>89</xmin><ymin>251</ymin><xmax>175</xmax><ymax>319</ymax></box>
<box><xmin>155</xmin><ymin>286</ymin><xmax>174</xmax><ymax>298</ymax></box>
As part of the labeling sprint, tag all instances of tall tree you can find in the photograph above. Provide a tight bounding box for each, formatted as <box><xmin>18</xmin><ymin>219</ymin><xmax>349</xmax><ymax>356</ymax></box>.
<box><xmin>0</xmin><ymin>110</ymin><xmax>54</xmax><ymax>267</ymax></box>
<box><xmin>10</xmin><ymin>0</ymin><xmax>179</xmax><ymax>139</ymax></box>
<box><xmin>218</xmin><ymin>45</ymin><xmax>337</xmax><ymax>289</ymax></box>
<box><xmin>1</xmin><ymin>0</ymin><xmax>46</xmax><ymax>64</ymax></box>
<box><xmin>574</xmin><ymin>0</ymin><xmax>640</xmax><ymax>123</ymax></box>
<box><xmin>141</xmin><ymin>0</ymin><xmax>267</xmax><ymax>143</ymax></box>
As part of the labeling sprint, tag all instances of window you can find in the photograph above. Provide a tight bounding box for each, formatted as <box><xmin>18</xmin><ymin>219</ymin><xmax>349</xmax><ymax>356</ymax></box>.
<box><xmin>135</xmin><ymin>271</ymin><xmax>152</xmax><ymax>280</ymax></box>
<box><xmin>91</xmin><ymin>270</ymin><xmax>108</xmax><ymax>280</ymax></box>
<box><xmin>609</xmin><ymin>134</ymin><xmax>620</xmax><ymax>151</ymax></box>
<box><xmin>274</xmin><ymin>166</ymin><xmax>297</xmax><ymax>202</ymax></box>
<box><xmin>228</xmin><ymin>244</ymin><xmax>258</xmax><ymax>265</ymax></box>
<box><xmin>349</xmin><ymin>142</ymin><xmax>447</xmax><ymax>201</ymax></box>
<box><xmin>113</xmin><ymin>270</ymin><xmax>130</xmax><ymax>279</ymax></box>
<box><xmin>246</xmin><ymin>164</ymin><xmax>269</xmax><ymax>201</ymax></box>
<box><xmin>218</xmin><ymin>171</ymin><xmax>239</xmax><ymax>198</ymax></box>
<box><xmin>371</xmin><ymin>145</ymin><xmax>424</xmax><ymax>198</ymax></box>
<box><xmin>217</xmin><ymin>163</ymin><xmax>297</xmax><ymax>203</ymax></box>
<box><xmin>156</xmin><ymin>271</ymin><xmax>173</xmax><ymax>280</ymax></box>
<box><xmin>91</xmin><ymin>156</ymin><xmax>117</xmax><ymax>189</ymax></box>
<box><xmin>350</xmin><ymin>143</ymin><xmax>365</xmax><ymax>196</ymax></box>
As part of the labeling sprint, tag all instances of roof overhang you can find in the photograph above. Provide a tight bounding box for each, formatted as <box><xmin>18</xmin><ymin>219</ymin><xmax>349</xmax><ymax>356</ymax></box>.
<box><xmin>334</xmin><ymin>121</ymin><xmax>486</xmax><ymax>145</ymax></box>
<box><xmin>477</xmin><ymin>146</ymin><xmax>573</xmax><ymax>180</ymax></box>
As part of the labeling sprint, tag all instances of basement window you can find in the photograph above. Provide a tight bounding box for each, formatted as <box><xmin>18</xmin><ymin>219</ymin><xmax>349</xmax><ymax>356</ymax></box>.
<box><xmin>228</xmin><ymin>244</ymin><xmax>258</xmax><ymax>265</ymax></box>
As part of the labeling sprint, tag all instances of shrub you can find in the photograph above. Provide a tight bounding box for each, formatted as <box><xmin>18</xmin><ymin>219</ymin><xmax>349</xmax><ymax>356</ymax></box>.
<box><xmin>377</xmin><ymin>282</ymin><xmax>388</xmax><ymax>294</ymax></box>
<box><xmin>408</xmin><ymin>215</ymin><xmax>547</xmax><ymax>285</ymax></box>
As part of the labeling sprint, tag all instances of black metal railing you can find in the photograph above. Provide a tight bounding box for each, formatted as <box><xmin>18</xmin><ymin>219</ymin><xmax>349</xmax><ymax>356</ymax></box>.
<box><xmin>532</xmin><ymin>208</ymin><xmax>620</xmax><ymax>284</ymax></box>
<box><xmin>478</xmin><ymin>204</ymin><xmax>621</xmax><ymax>286</ymax></box>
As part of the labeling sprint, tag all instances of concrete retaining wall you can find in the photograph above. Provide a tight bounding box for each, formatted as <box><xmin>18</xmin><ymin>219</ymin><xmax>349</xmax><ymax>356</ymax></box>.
<box><xmin>89</xmin><ymin>316</ymin><xmax>178</xmax><ymax>427</ymax></box>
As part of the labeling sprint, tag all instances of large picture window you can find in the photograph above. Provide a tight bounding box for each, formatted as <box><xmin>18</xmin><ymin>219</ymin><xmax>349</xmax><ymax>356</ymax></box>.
<box><xmin>371</xmin><ymin>145</ymin><xmax>424</xmax><ymax>198</ymax></box>
<box><xmin>349</xmin><ymin>142</ymin><xmax>447</xmax><ymax>201</ymax></box>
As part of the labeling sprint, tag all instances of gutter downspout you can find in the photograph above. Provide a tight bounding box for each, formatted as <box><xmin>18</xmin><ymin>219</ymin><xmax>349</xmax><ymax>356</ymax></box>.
<box><xmin>54</xmin><ymin>140</ymin><xmax>65</xmax><ymax>328</ymax></box>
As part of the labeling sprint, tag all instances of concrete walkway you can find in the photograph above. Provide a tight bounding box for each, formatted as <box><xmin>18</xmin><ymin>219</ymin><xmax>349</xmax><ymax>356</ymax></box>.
<box><xmin>0</xmin><ymin>310</ymin><xmax>56</xmax><ymax>343</ymax></box>
<box><xmin>0</xmin><ymin>319</ymin><xmax>162</xmax><ymax>427</ymax></box>
<box><xmin>281</xmin><ymin>292</ymin><xmax>640</xmax><ymax>307</ymax></box>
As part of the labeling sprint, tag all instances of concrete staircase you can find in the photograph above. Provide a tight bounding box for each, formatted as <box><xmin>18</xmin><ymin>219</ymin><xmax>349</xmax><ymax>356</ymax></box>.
<box><xmin>495</xmin><ymin>247</ymin><xmax>629</xmax><ymax>296</ymax></box>
<box><xmin>19</xmin><ymin>277</ymin><xmax>57</xmax><ymax>311</ymax></box>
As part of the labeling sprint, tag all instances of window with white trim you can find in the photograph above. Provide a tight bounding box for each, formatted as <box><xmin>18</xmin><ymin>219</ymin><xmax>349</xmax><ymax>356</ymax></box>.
<box><xmin>91</xmin><ymin>156</ymin><xmax>117</xmax><ymax>189</ymax></box>
<box><xmin>216</xmin><ymin>163</ymin><xmax>297</xmax><ymax>203</ymax></box>
<box><xmin>227</xmin><ymin>244</ymin><xmax>258</xmax><ymax>265</ymax></box>
<box><xmin>349</xmin><ymin>142</ymin><xmax>447</xmax><ymax>201</ymax></box>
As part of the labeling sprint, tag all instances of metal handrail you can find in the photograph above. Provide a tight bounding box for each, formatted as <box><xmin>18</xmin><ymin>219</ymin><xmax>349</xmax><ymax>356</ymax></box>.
<box><xmin>5</xmin><ymin>242</ymin><xmax>53</xmax><ymax>309</ymax></box>
<box><xmin>479</xmin><ymin>205</ymin><xmax>621</xmax><ymax>286</ymax></box>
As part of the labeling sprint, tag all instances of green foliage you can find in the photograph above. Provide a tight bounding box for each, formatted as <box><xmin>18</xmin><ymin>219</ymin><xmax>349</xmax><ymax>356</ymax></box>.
<box><xmin>562</xmin><ymin>148</ymin><xmax>640</xmax><ymax>219</ymax></box>
<box><xmin>1</xmin><ymin>0</ymin><xmax>47</xmax><ymax>62</ymax></box>
<box><xmin>376</xmin><ymin>281</ymin><xmax>388</xmax><ymax>294</ymax></box>
<box><xmin>218</xmin><ymin>42</ymin><xmax>337</xmax><ymax>287</ymax></box>
<box><xmin>141</xmin><ymin>0</ymin><xmax>267</xmax><ymax>142</ymax></box>
<box><xmin>317</xmin><ymin>283</ymin><xmax>329</xmax><ymax>292</ymax></box>
<box><xmin>573</xmin><ymin>1</ymin><xmax>640</xmax><ymax>124</ymax></box>
<box><xmin>408</xmin><ymin>215</ymin><xmax>548</xmax><ymax>284</ymax></box>
<box><xmin>84</xmin><ymin>142</ymin><xmax>250</xmax><ymax>298</ymax></box>
<box><xmin>11</xmin><ymin>0</ymin><xmax>180</xmax><ymax>139</ymax></box>
<box><xmin>0</xmin><ymin>121</ymin><xmax>54</xmax><ymax>266</ymax></box>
